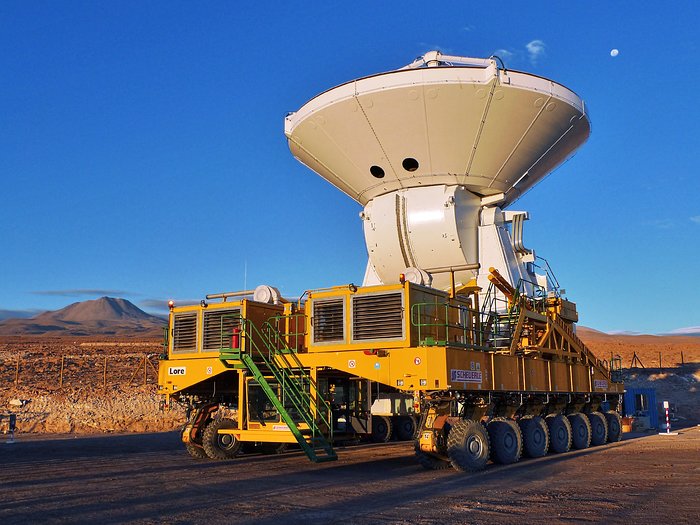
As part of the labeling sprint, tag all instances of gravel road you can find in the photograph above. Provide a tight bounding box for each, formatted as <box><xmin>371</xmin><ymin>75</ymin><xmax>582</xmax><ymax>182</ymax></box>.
<box><xmin>1</xmin><ymin>428</ymin><xmax>699</xmax><ymax>524</ymax></box>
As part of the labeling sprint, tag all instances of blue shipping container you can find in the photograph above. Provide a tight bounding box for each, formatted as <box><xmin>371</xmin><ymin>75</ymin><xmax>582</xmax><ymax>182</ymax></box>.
<box><xmin>623</xmin><ymin>388</ymin><xmax>659</xmax><ymax>430</ymax></box>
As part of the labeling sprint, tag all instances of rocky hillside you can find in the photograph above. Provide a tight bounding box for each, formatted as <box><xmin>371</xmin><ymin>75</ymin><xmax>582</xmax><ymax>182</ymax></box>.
<box><xmin>0</xmin><ymin>297</ymin><xmax>165</xmax><ymax>337</ymax></box>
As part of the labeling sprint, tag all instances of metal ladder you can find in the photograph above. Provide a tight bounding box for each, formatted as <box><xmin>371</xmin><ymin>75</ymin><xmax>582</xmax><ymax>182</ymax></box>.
<box><xmin>219</xmin><ymin>317</ymin><xmax>337</xmax><ymax>463</ymax></box>
<box><xmin>480</xmin><ymin>282</ymin><xmax>515</xmax><ymax>348</ymax></box>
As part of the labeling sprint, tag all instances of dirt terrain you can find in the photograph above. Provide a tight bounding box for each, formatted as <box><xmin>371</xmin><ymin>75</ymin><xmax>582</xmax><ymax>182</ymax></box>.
<box><xmin>1</xmin><ymin>428</ymin><xmax>698</xmax><ymax>524</ymax></box>
<box><xmin>577</xmin><ymin>327</ymin><xmax>700</xmax><ymax>367</ymax></box>
<box><xmin>577</xmin><ymin>328</ymin><xmax>700</xmax><ymax>425</ymax></box>
<box><xmin>1</xmin><ymin>332</ymin><xmax>699</xmax><ymax>434</ymax></box>
<box><xmin>0</xmin><ymin>338</ymin><xmax>183</xmax><ymax>434</ymax></box>
<box><xmin>0</xmin><ymin>333</ymin><xmax>698</xmax><ymax>523</ymax></box>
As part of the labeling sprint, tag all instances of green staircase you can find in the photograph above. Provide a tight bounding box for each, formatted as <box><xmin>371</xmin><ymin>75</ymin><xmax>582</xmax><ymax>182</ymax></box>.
<box><xmin>219</xmin><ymin>317</ymin><xmax>337</xmax><ymax>463</ymax></box>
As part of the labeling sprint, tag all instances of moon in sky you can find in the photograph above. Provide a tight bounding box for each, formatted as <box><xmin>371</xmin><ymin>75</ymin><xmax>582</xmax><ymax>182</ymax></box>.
<box><xmin>610</xmin><ymin>49</ymin><xmax>619</xmax><ymax>57</ymax></box>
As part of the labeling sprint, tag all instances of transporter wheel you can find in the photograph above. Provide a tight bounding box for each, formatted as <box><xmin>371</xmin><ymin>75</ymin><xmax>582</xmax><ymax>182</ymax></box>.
<box><xmin>487</xmin><ymin>418</ymin><xmax>522</xmax><ymax>465</ymax></box>
<box><xmin>446</xmin><ymin>419</ymin><xmax>490</xmax><ymax>472</ymax></box>
<box><xmin>395</xmin><ymin>416</ymin><xmax>417</xmax><ymax>441</ymax></box>
<box><xmin>587</xmin><ymin>412</ymin><xmax>608</xmax><ymax>446</ymax></box>
<box><xmin>568</xmin><ymin>413</ymin><xmax>591</xmax><ymax>450</ymax></box>
<box><xmin>202</xmin><ymin>418</ymin><xmax>242</xmax><ymax>460</ymax></box>
<box><xmin>371</xmin><ymin>416</ymin><xmax>393</xmax><ymax>443</ymax></box>
<box><xmin>414</xmin><ymin>441</ymin><xmax>451</xmax><ymax>470</ymax></box>
<box><xmin>604</xmin><ymin>411</ymin><xmax>622</xmax><ymax>442</ymax></box>
<box><xmin>546</xmin><ymin>414</ymin><xmax>572</xmax><ymax>453</ymax></box>
<box><xmin>518</xmin><ymin>416</ymin><xmax>549</xmax><ymax>458</ymax></box>
<box><xmin>184</xmin><ymin>442</ymin><xmax>208</xmax><ymax>460</ymax></box>
<box><xmin>259</xmin><ymin>442</ymin><xmax>289</xmax><ymax>455</ymax></box>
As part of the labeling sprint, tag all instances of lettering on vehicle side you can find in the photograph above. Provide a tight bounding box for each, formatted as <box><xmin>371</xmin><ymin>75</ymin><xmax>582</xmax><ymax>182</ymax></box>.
<box><xmin>450</xmin><ymin>369</ymin><xmax>483</xmax><ymax>383</ymax></box>
<box><xmin>273</xmin><ymin>425</ymin><xmax>290</xmax><ymax>431</ymax></box>
<box><xmin>594</xmin><ymin>379</ymin><xmax>608</xmax><ymax>389</ymax></box>
<box><xmin>168</xmin><ymin>367</ymin><xmax>186</xmax><ymax>376</ymax></box>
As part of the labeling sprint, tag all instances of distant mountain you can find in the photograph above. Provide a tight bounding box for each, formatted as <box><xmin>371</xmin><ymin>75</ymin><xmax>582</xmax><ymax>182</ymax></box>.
<box><xmin>0</xmin><ymin>297</ymin><xmax>165</xmax><ymax>337</ymax></box>
<box><xmin>663</xmin><ymin>326</ymin><xmax>700</xmax><ymax>337</ymax></box>
<box><xmin>577</xmin><ymin>325</ymin><xmax>700</xmax><ymax>342</ymax></box>
<box><xmin>0</xmin><ymin>308</ymin><xmax>42</xmax><ymax>321</ymax></box>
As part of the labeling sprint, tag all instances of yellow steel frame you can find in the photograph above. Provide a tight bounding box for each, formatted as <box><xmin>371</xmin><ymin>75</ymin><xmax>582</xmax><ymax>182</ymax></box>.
<box><xmin>159</xmin><ymin>282</ymin><xmax>623</xmax><ymax>417</ymax></box>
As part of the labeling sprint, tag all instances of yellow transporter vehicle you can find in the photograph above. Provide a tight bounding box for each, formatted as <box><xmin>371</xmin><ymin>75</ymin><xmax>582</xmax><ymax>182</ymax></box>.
<box><xmin>158</xmin><ymin>286</ymin><xmax>418</xmax><ymax>462</ymax></box>
<box><xmin>158</xmin><ymin>270</ymin><xmax>623</xmax><ymax>471</ymax></box>
<box><xmin>160</xmin><ymin>50</ymin><xmax>625</xmax><ymax>471</ymax></box>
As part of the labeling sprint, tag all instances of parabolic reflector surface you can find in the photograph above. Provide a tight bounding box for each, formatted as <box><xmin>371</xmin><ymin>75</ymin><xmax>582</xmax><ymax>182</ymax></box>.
<box><xmin>285</xmin><ymin>59</ymin><xmax>590</xmax><ymax>207</ymax></box>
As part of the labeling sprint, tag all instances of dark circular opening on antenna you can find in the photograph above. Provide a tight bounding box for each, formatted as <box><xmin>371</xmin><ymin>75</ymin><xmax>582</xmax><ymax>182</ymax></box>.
<box><xmin>370</xmin><ymin>165</ymin><xmax>385</xmax><ymax>178</ymax></box>
<box><xmin>402</xmin><ymin>158</ymin><xmax>419</xmax><ymax>172</ymax></box>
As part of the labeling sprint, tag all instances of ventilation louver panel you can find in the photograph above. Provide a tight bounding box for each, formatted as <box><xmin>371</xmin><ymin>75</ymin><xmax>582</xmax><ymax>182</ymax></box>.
<box><xmin>172</xmin><ymin>312</ymin><xmax>197</xmax><ymax>353</ymax></box>
<box><xmin>313</xmin><ymin>299</ymin><xmax>345</xmax><ymax>343</ymax></box>
<box><xmin>203</xmin><ymin>309</ymin><xmax>241</xmax><ymax>351</ymax></box>
<box><xmin>352</xmin><ymin>293</ymin><xmax>403</xmax><ymax>341</ymax></box>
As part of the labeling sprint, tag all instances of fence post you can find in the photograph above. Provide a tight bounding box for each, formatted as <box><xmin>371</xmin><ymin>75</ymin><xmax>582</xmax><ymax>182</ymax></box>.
<box><xmin>143</xmin><ymin>354</ymin><xmax>147</xmax><ymax>386</ymax></box>
<box><xmin>59</xmin><ymin>356</ymin><xmax>65</xmax><ymax>388</ymax></box>
<box><xmin>103</xmin><ymin>356</ymin><xmax>108</xmax><ymax>389</ymax></box>
<box><xmin>658</xmin><ymin>351</ymin><xmax>662</xmax><ymax>372</ymax></box>
<box><xmin>15</xmin><ymin>355</ymin><xmax>20</xmax><ymax>386</ymax></box>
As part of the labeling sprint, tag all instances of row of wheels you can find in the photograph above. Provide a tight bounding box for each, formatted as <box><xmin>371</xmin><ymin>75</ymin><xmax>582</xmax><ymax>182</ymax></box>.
<box><xmin>186</xmin><ymin>418</ymin><xmax>288</xmax><ymax>460</ymax></box>
<box><xmin>418</xmin><ymin>410</ymin><xmax>622</xmax><ymax>472</ymax></box>
<box><xmin>371</xmin><ymin>415</ymin><xmax>417</xmax><ymax>443</ymax></box>
<box><xmin>187</xmin><ymin>414</ymin><xmax>418</xmax><ymax>460</ymax></box>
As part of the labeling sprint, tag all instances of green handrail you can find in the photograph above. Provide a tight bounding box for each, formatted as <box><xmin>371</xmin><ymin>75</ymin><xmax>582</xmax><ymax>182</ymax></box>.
<box><xmin>410</xmin><ymin>302</ymin><xmax>489</xmax><ymax>349</ymax></box>
<box><xmin>218</xmin><ymin>314</ymin><xmax>336</xmax><ymax>462</ymax></box>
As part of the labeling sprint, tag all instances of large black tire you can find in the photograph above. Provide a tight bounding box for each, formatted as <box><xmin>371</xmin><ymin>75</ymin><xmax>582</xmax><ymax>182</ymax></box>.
<box><xmin>605</xmin><ymin>410</ymin><xmax>622</xmax><ymax>442</ymax></box>
<box><xmin>546</xmin><ymin>414</ymin><xmax>572</xmax><ymax>453</ymax></box>
<box><xmin>414</xmin><ymin>441</ymin><xmax>451</xmax><ymax>470</ymax></box>
<box><xmin>202</xmin><ymin>418</ymin><xmax>242</xmax><ymax>460</ymax></box>
<box><xmin>395</xmin><ymin>416</ymin><xmax>417</xmax><ymax>441</ymax></box>
<box><xmin>487</xmin><ymin>418</ymin><xmax>522</xmax><ymax>464</ymax></box>
<box><xmin>446</xmin><ymin>419</ymin><xmax>490</xmax><ymax>472</ymax></box>
<box><xmin>519</xmin><ymin>416</ymin><xmax>549</xmax><ymax>458</ymax></box>
<box><xmin>587</xmin><ymin>412</ymin><xmax>608</xmax><ymax>446</ymax></box>
<box><xmin>371</xmin><ymin>415</ymin><xmax>393</xmax><ymax>443</ymax></box>
<box><xmin>185</xmin><ymin>442</ymin><xmax>208</xmax><ymax>460</ymax></box>
<box><xmin>568</xmin><ymin>413</ymin><xmax>591</xmax><ymax>450</ymax></box>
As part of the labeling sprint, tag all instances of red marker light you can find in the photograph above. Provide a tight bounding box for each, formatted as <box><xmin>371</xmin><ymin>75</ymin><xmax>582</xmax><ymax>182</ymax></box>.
<box><xmin>168</xmin><ymin>300</ymin><xmax>175</xmax><ymax>309</ymax></box>
<box><xmin>399</xmin><ymin>273</ymin><xmax>406</xmax><ymax>284</ymax></box>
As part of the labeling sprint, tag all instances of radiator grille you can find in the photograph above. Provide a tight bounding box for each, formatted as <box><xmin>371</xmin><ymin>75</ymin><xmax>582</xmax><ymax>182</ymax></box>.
<box><xmin>203</xmin><ymin>309</ymin><xmax>240</xmax><ymax>351</ymax></box>
<box><xmin>352</xmin><ymin>293</ymin><xmax>403</xmax><ymax>341</ymax></box>
<box><xmin>312</xmin><ymin>299</ymin><xmax>344</xmax><ymax>343</ymax></box>
<box><xmin>172</xmin><ymin>313</ymin><xmax>197</xmax><ymax>353</ymax></box>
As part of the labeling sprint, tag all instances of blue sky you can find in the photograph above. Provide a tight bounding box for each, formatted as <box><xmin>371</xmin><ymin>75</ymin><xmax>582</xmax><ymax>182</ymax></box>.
<box><xmin>1</xmin><ymin>1</ymin><xmax>698</xmax><ymax>334</ymax></box>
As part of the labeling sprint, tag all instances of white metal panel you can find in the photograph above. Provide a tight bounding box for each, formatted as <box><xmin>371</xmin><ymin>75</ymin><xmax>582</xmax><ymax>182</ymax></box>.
<box><xmin>362</xmin><ymin>185</ymin><xmax>480</xmax><ymax>290</ymax></box>
<box><xmin>286</xmin><ymin>61</ymin><xmax>590</xmax><ymax>207</ymax></box>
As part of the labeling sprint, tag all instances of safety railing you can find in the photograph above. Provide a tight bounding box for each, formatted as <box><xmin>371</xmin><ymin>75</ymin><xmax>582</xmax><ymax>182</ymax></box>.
<box><xmin>534</xmin><ymin>255</ymin><xmax>560</xmax><ymax>292</ymax></box>
<box><xmin>410</xmin><ymin>302</ymin><xmax>487</xmax><ymax>348</ymax></box>
<box><xmin>513</xmin><ymin>278</ymin><xmax>549</xmax><ymax>316</ymax></box>
<box><xmin>267</xmin><ymin>313</ymin><xmax>307</xmax><ymax>353</ymax></box>
<box><xmin>480</xmin><ymin>282</ymin><xmax>516</xmax><ymax>348</ymax></box>
<box><xmin>217</xmin><ymin>314</ymin><xmax>335</xmax><ymax>461</ymax></box>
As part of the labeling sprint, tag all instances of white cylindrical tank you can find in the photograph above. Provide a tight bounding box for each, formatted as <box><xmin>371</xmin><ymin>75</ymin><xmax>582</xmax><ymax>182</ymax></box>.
<box><xmin>362</xmin><ymin>185</ymin><xmax>481</xmax><ymax>289</ymax></box>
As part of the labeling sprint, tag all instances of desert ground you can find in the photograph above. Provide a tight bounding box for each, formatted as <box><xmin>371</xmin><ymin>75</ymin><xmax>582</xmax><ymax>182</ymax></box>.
<box><xmin>0</xmin><ymin>338</ymin><xmax>184</xmax><ymax>434</ymax></box>
<box><xmin>0</xmin><ymin>333</ymin><xmax>698</xmax><ymax>523</ymax></box>
<box><xmin>1</xmin><ymin>428</ymin><xmax>699</xmax><ymax>524</ymax></box>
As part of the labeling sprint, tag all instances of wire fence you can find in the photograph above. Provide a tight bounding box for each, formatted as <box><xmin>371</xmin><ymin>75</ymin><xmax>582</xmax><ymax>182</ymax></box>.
<box><xmin>0</xmin><ymin>353</ymin><xmax>161</xmax><ymax>391</ymax></box>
